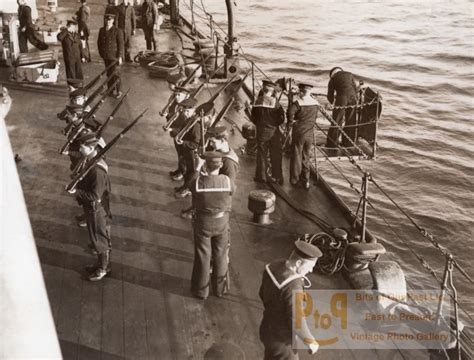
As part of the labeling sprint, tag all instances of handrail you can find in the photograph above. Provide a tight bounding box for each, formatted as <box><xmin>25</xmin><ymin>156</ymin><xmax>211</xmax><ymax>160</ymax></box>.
<box><xmin>182</xmin><ymin>2</ymin><xmax>474</xmax><ymax>320</ymax></box>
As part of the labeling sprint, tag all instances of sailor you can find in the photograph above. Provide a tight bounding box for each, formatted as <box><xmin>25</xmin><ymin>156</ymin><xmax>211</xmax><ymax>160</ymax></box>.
<box><xmin>166</xmin><ymin>89</ymin><xmax>192</xmax><ymax>181</ymax></box>
<box><xmin>141</xmin><ymin>0</ymin><xmax>160</xmax><ymax>51</ymax></box>
<box><xmin>116</xmin><ymin>0</ymin><xmax>136</xmax><ymax>62</ymax></box>
<box><xmin>98</xmin><ymin>13</ymin><xmax>124</xmax><ymax>98</ymax></box>
<box><xmin>62</xmin><ymin>104</ymin><xmax>104</xmax><ymax>171</ymax></box>
<box><xmin>326</xmin><ymin>67</ymin><xmax>358</xmax><ymax>148</ymax></box>
<box><xmin>251</xmin><ymin>79</ymin><xmax>285</xmax><ymax>184</ymax></box>
<box><xmin>174</xmin><ymin>98</ymin><xmax>203</xmax><ymax>198</ymax></box>
<box><xmin>70</xmin><ymin>132</ymin><xmax>112</xmax><ymax>281</ymax></box>
<box><xmin>76</xmin><ymin>0</ymin><xmax>91</xmax><ymax>62</ymax></box>
<box><xmin>181</xmin><ymin>126</ymin><xmax>239</xmax><ymax>219</ymax></box>
<box><xmin>57</xmin><ymin>19</ymin><xmax>85</xmax><ymax>81</ymax></box>
<box><xmin>68</xmin><ymin>86</ymin><xmax>90</xmax><ymax>112</ymax></box>
<box><xmin>190</xmin><ymin>151</ymin><xmax>233</xmax><ymax>300</ymax></box>
<box><xmin>17</xmin><ymin>0</ymin><xmax>48</xmax><ymax>53</ymax></box>
<box><xmin>259</xmin><ymin>240</ymin><xmax>321</xmax><ymax>359</ymax></box>
<box><xmin>287</xmin><ymin>82</ymin><xmax>319</xmax><ymax>189</ymax></box>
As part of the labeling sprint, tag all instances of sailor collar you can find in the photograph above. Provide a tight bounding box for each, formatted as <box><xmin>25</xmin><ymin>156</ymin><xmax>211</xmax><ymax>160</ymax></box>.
<box><xmin>265</xmin><ymin>261</ymin><xmax>311</xmax><ymax>290</ymax></box>
<box><xmin>296</xmin><ymin>96</ymin><xmax>319</xmax><ymax>107</ymax></box>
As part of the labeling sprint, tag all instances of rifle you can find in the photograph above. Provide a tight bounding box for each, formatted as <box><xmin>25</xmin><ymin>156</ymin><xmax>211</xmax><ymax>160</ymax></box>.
<box><xmin>162</xmin><ymin>83</ymin><xmax>205</xmax><ymax>131</ymax></box>
<box><xmin>59</xmin><ymin>79</ymin><xmax>118</xmax><ymax>155</ymax></box>
<box><xmin>66</xmin><ymin>108</ymin><xmax>149</xmax><ymax>193</ymax></box>
<box><xmin>209</xmin><ymin>69</ymin><xmax>250</xmax><ymax>129</ymax></box>
<box><xmin>70</xmin><ymin>86</ymin><xmax>127</xmax><ymax>177</ymax></box>
<box><xmin>58</xmin><ymin>71</ymin><xmax>117</xmax><ymax>121</ymax></box>
<box><xmin>160</xmin><ymin>58</ymin><xmax>224</xmax><ymax>117</ymax></box>
<box><xmin>174</xmin><ymin>74</ymin><xmax>238</xmax><ymax>145</ymax></box>
<box><xmin>96</xmin><ymin>89</ymin><xmax>130</xmax><ymax>138</ymax></box>
<box><xmin>83</xmin><ymin>60</ymin><xmax>117</xmax><ymax>92</ymax></box>
<box><xmin>83</xmin><ymin>71</ymin><xmax>117</xmax><ymax>108</ymax></box>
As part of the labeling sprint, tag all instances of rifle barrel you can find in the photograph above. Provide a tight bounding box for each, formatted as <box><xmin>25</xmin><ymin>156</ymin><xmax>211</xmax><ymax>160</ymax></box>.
<box><xmin>66</xmin><ymin>108</ymin><xmax>148</xmax><ymax>192</ymax></box>
<box><xmin>84</xmin><ymin>71</ymin><xmax>117</xmax><ymax>107</ymax></box>
<box><xmin>83</xmin><ymin>61</ymin><xmax>117</xmax><ymax>91</ymax></box>
<box><xmin>96</xmin><ymin>89</ymin><xmax>130</xmax><ymax>138</ymax></box>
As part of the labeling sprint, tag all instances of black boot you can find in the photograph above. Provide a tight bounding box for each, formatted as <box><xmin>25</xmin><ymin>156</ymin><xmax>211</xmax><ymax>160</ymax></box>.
<box><xmin>88</xmin><ymin>251</ymin><xmax>111</xmax><ymax>281</ymax></box>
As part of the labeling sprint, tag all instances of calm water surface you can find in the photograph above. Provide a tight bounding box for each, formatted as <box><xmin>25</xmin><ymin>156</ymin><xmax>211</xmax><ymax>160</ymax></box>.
<box><xmin>187</xmin><ymin>0</ymin><xmax>474</xmax><ymax>319</ymax></box>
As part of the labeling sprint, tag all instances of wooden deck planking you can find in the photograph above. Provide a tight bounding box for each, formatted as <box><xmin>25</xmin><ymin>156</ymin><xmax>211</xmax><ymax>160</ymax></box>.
<box><xmin>101</xmin><ymin>272</ymin><xmax>125</xmax><ymax>358</ymax></box>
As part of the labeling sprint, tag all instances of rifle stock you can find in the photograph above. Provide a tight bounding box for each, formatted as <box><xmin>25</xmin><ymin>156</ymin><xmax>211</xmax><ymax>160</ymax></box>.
<box><xmin>96</xmin><ymin>89</ymin><xmax>130</xmax><ymax>138</ymax></box>
<box><xmin>66</xmin><ymin>108</ymin><xmax>149</xmax><ymax>193</ymax></box>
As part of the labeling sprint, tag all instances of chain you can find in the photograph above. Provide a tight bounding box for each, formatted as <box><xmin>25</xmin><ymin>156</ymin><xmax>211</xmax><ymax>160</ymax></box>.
<box><xmin>327</xmin><ymin>96</ymin><xmax>378</xmax><ymax>111</ymax></box>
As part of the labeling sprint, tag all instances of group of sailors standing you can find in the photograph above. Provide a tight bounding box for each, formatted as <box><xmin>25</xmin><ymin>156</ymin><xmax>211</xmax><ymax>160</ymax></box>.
<box><xmin>251</xmin><ymin>66</ymin><xmax>359</xmax><ymax>189</ymax></box>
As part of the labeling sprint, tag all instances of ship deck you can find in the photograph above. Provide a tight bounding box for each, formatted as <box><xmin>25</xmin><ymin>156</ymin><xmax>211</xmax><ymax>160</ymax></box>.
<box><xmin>2</xmin><ymin>1</ymin><xmax>433</xmax><ymax>359</ymax></box>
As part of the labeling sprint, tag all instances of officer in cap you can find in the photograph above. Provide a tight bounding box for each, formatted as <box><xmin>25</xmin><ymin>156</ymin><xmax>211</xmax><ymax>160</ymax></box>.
<box><xmin>326</xmin><ymin>67</ymin><xmax>358</xmax><ymax>148</ymax></box>
<box><xmin>57</xmin><ymin>19</ymin><xmax>85</xmax><ymax>81</ymax></box>
<box><xmin>259</xmin><ymin>240</ymin><xmax>321</xmax><ymax>359</ymax></box>
<box><xmin>98</xmin><ymin>13</ymin><xmax>124</xmax><ymax>98</ymax></box>
<box><xmin>251</xmin><ymin>79</ymin><xmax>285</xmax><ymax>184</ymax></box>
<box><xmin>190</xmin><ymin>151</ymin><xmax>233</xmax><ymax>300</ymax></box>
<box><xmin>174</xmin><ymin>97</ymin><xmax>201</xmax><ymax>198</ymax></box>
<box><xmin>287</xmin><ymin>82</ymin><xmax>320</xmax><ymax>189</ymax></box>
<box><xmin>70</xmin><ymin>131</ymin><xmax>112</xmax><ymax>281</ymax></box>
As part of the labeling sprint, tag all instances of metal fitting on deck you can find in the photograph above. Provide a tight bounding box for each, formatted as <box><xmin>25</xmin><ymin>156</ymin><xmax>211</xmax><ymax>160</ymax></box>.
<box><xmin>248</xmin><ymin>190</ymin><xmax>276</xmax><ymax>225</ymax></box>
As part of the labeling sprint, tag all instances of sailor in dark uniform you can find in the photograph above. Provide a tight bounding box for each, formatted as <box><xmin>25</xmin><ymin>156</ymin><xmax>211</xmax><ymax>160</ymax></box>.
<box><xmin>190</xmin><ymin>151</ymin><xmax>233</xmax><ymax>300</ymax></box>
<box><xmin>57</xmin><ymin>19</ymin><xmax>84</xmax><ymax>81</ymax></box>
<box><xmin>17</xmin><ymin>0</ymin><xmax>48</xmax><ymax>53</ymax></box>
<box><xmin>181</xmin><ymin>126</ymin><xmax>239</xmax><ymax>219</ymax></box>
<box><xmin>251</xmin><ymin>80</ymin><xmax>285</xmax><ymax>184</ymax></box>
<box><xmin>98</xmin><ymin>13</ymin><xmax>124</xmax><ymax>98</ymax></box>
<box><xmin>165</xmin><ymin>86</ymin><xmax>191</xmax><ymax>180</ymax></box>
<box><xmin>259</xmin><ymin>241</ymin><xmax>321</xmax><ymax>359</ymax></box>
<box><xmin>326</xmin><ymin>67</ymin><xmax>358</xmax><ymax>148</ymax></box>
<box><xmin>287</xmin><ymin>83</ymin><xmax>319</xmax><ymax>189</ymax></box>
<box><xmin>174</xmin><ymin>99</ymin><xmax>204</xmax><ymax>198</ymax></box>
<box><xmin>116</xmin><ymin>0</ymin><xmax>136</xmax><ymax>62</ymax></box>
<box><xmin>70</xmin><ymin>132</ymin><xmax>112</xmax><ymax>281</ymax></box>
<box><xmin>206</xmin><ymin>127</ymin><xmax>239</xmax><ymax>184</ymax></box>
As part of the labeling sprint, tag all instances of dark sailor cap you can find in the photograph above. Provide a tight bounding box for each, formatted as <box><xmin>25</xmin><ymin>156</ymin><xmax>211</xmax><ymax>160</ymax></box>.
<box><xmin>167</xmin><ymin>73</ymin><xmax>185</xmax><ymax>85</ymax></box>
<box><xmin>202</xmin><ymin>151</ymin><xmax>224</xmax><ymax>164</ymax></box>
<box><xmin>298</xmin><ymin>82</ymin><xmax>314</xmax><ymax>90</ymax></box>
<box><xmin>196</xmin><ymin>101</ymin><xmax>215</xmax><ymax>116</ymax></box>
<box><xmin>67</xmin><ymin>78</ymin><xmax>83</xmax><ymax>88</ymax></box>
<box><xmin>104</xmin><ymin>13</ymin><xmax>116</xmax><ymax>19</ymax></box>
<box><xmin>67</xmin><ymin>19</ymin><xmax>78</xmax><ymax>26</ymax></box>
<box><xmin>181</xmin><ymin>97</ymin><xmax>198</xmax><ymax>109</ymax></box>
<box><xmin>66</xmin><ymin>103</ymin><xmax>84</xmax><ymax>112</ymax></box>
<box><xmin>262</xmin><ymin>79</ymin><xmax>277</xmax><ymax>89</ymax></box>
<box><xmin>294</xmin><ymin>240</ymin><xmax>323</xmax><ymax>260</ymax></box>
<box><xmin>205</xmin><ymin>126</ymin><xmax>228</xmax><ymax>139</ymax></box>
<box><xmin>174</xmin><ymin>86</ymin><xmax>191</xmax><ymax>94</ymax></box>
<box><xmin>70</xmin><ymin>87</ymin><xmax>86</xmax><ymax>97</ymax></box>
<box><xmin>77</xmin><ymin>131</ymin><xmax>99</xmax><ymax>146</ymax></box>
